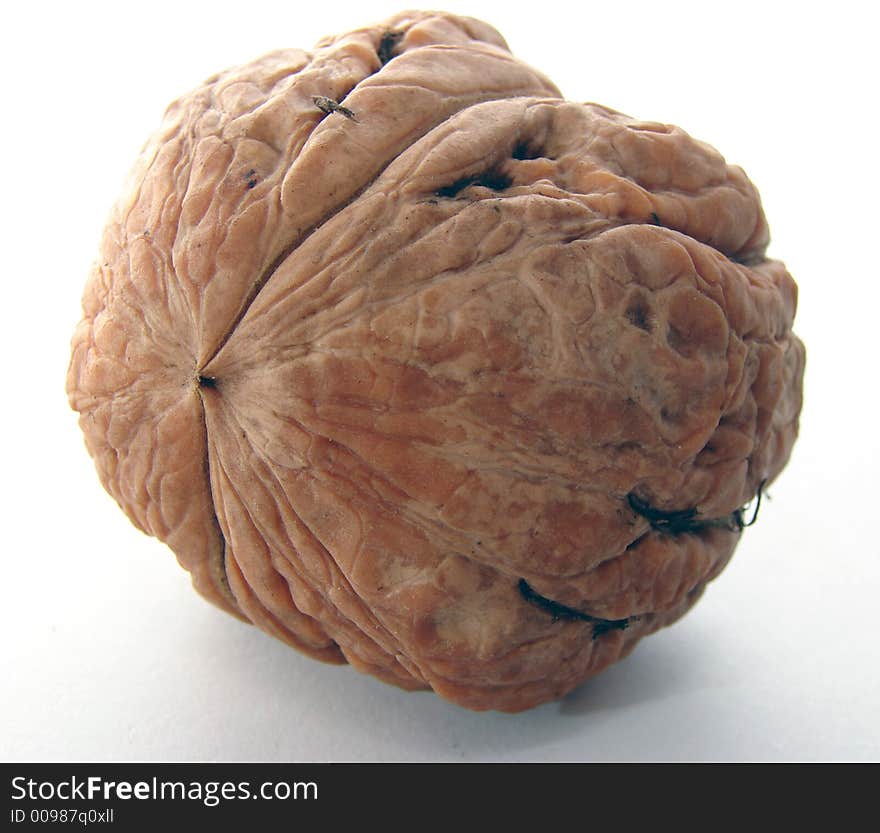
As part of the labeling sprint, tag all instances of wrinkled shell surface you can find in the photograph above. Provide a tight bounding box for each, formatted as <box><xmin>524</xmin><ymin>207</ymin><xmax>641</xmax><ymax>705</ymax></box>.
<box><xmin>67</xmin><ymin>11</ymin><xmax>805</xmax><ymax>711</ymax></box>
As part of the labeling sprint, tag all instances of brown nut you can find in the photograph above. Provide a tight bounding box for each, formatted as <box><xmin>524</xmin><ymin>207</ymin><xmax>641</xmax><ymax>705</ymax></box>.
<box><xmin>66</xmin><ymin>10</ymin><xmax>805</xmax><ymax>712</ymax></box>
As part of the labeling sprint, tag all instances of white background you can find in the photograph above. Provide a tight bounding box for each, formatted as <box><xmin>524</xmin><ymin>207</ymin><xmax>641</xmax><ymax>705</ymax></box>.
<box><xmin>1</xmin><ymin>0</ymin><xmax>877</xmax><ymax>762</ymax></box>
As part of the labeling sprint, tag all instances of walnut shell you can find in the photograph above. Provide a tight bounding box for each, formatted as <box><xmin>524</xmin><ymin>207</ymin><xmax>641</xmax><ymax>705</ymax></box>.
<box><xmin>66</xmin><ymin>10</ymin><xmax>804</xmax><ymax>712</ymax></box>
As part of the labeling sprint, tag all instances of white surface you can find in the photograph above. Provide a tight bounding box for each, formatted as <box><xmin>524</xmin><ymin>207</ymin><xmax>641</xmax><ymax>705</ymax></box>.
<box><xmin>1</xmin><ymin>0</ymin><xmax>878</xmax><ymax>762</ymax></box>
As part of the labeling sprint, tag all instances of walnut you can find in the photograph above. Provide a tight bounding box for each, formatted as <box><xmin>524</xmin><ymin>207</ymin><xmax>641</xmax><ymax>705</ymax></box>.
<box><xmin>66</xmin><ymin>11</ymin><xmax>805</xmax><ymax>712</ymax></box>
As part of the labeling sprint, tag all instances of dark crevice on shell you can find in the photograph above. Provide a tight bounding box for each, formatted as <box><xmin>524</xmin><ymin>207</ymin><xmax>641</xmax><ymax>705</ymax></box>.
<box><xmin>627</xmin><ymin>480</ymin><xmax>766</xmax><ymax>535</ymax></box>
<box><xmin>436</xmin><ymin>171</ymin><xmax>512</xmax><ymax>198</ymax></box>
<box><xmin>518</xmin><ymin>579</ymin><xmax>630</xmax><ymax>639</ymax></box>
